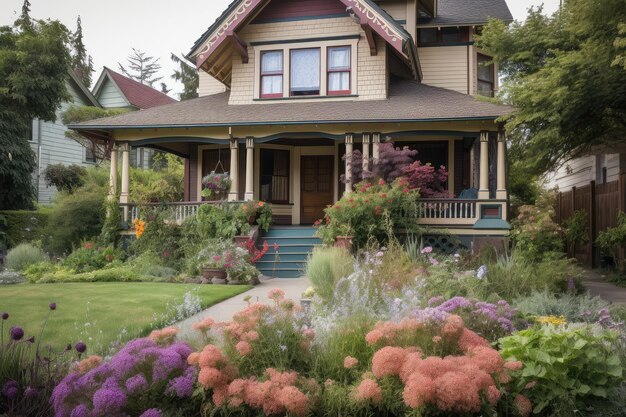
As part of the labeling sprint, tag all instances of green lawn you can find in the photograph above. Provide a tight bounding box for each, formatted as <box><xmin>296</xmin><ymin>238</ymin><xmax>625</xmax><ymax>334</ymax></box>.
<box><xmin>0</xmin><ymin>283</ymin><xmax>250</xmax><ymax>354</ymax></box>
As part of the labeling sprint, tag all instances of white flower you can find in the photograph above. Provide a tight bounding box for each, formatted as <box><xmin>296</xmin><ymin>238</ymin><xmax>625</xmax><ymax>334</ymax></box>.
<box><xmin>279</xmin><ymin>344</ymin><xmax>287</xmax><ymax>352</ymax></box>
<box><xmin>476</xmin><ymin>265</ymin><xmax>488</xmax><ymax>279</ymax></box>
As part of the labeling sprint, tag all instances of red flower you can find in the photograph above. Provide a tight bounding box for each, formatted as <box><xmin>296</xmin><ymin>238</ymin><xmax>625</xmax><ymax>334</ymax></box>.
<box><xmin>83</xmin><ymin>242</ymin><xmax>94</xmax><ymax>250</ymax></box>
<box><xmin>258</xmin><ymin>201</ymin><xmax>265</xmax><ymax>207</ymax></box>
<box><xmin>374</xmin><ymin>206</ymin><xmax>382</xmax><ymax>216</ymax></box>
<box><xmin>381</xmin><ymin>193</ymin><xmax>387</xmax><ymax>198</ymax></box>
<box><xmin>403</xmin><ymin>188</ymin><xmax>410</xmax><ymax>194</ymax></box>
<box><xmin>313</xmin><ymin>219</ymin><xmax>322</xmax><ymax>226</ymax></box>
<box><xmin>378</xmin><ymin>179</ymin><xmax>386</xmax><ymax>186</ymax></box>
<box><xmin>162</xmin><ymin>250</ymin><xmax>170</xmax><ymax>258</ymax></box>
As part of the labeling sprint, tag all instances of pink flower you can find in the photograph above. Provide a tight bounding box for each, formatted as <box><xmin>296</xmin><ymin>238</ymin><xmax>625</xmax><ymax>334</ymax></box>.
<box><xmin>403</xmin><ymin>374</ymin><xmax>435</xmax><ymax>408</ymax></box>
<box><xmin>192</xmin><ymin>317</ymin><xmax>215</xmax><ymax>331</ymax></box>
<box><xmin>504</xmin><ymin>361</ymin><xmax>523</xmax><ymax>371</ymax></box>
<box><xmin>354</xmin><ymin>379</ymin><xmax>382</xmax><ymax>403</ymax></box>
<box><xmin>343</xmin><ymin>356</ymin><xmax>359</xmax><ymax>369</ymax></box>
<box><xmin>435</xmin><ymin>372</ymin><xmax>481</xmax><ymax>413</ymax></box>
<box><xmin>420</xmin><ymin>246</ymin><xmax>433</xmax><ymax>254</ymax></box>
<box><xmin>267</xmin><ymin>288</ymin><xmax>286</xmax><ymax>301</ymax></box>
<box><xmin>277</xmin><ymin>386</ymin><xmax>309</xmax><ymax>417</ymax></box>
<box><xmin>428</xmin><ymin>256</ymin><xmax>439</xmax><ymax>266</ymax></box>
<box><xmin>198</xmin><ymin>344</ymin><xmax>224</xmax><ymax>368</ymax></box>
<box><xmin>432</xmin><ymin>335</ymin><xmax>442</xmax><ymax>343</ymax></box>
<box><xmin>236</xmin><ymin>341</ymin><xmax>252</xmax><ymax>356</ymax></box>
<box><xmin>198</xmin><ymin>367</ymin><xmax>227</xmax><ymax>389</ymax></box>
<box><xmin>513</xmin><ymin>394</ymin><xmax>533</xmax><ymax>417</ymax></box>
<box><xmin>372</xmin><ymin>346</ymin><xmax>408</xmax><ymax>378</ymax></box>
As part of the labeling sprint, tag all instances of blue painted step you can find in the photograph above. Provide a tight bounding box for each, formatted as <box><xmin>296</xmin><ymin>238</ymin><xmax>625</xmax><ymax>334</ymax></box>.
<box><xmin>256</xmin><ymin>227</ymin><xmax>321</xmax><ymax>278</ymax></box>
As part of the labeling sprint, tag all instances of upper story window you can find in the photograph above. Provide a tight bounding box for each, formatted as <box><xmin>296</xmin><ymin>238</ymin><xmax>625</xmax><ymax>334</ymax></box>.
<box><xmin>260</xmin><ymin>50</ymin><xmax>283</xmax><ymax>98</ymax></box>
<box><xmin>327</xmin><ymin>46</ymin><xmax>351</xmax><ymax>95</ymax></box>
<box><xmin>290</xmin><ymin>48</ymin><xmax>321</xmax><ymax>96</ymax></box>
<box><xmin>418</xmin><ymin>27</ymin><xmax>467</xmax><ymax>45</ymax></box>
<box><xmin>477</xmin><ymin>53</ymin><xmax>495</xmax><ymax>97</ymax></box>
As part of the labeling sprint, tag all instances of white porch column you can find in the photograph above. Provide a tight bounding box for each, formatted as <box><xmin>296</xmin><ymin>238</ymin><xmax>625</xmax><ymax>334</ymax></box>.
<box><xmin>119</xmin><ymin>143</ymin><xmax>130</xmax><ymax>222</ymax></box>
<box><xmin>245</xmin><ymin>137</ymin><xmax>254</xmax><ymax>201</ymax></box>
<box><xmin>496</xmin><ymin>131</ymin><xmax>507</xmax><ymax>200</ymax></box>
<box><xmin>228</xmin><ymin>138</ymin><xmax>239</xmax><ymax>201</ymax></box>
<box><xmin>478</xmin><ymin>131</ymin><xmax>490</xmax><ymax>200</ymax></box>
<box><xmin>372</xmin><ymin>133</ymin><xmax>381</xmax><ymax>161</ymax></box>
<box><xmin>108</xmin><ymin>145</ymin><xmax>118</xmax><ymax>201</ymax></box>
<box><xmin>362</xmin><ymin>133</ymin><xmax>371</xmax><ymax>172</ymax></box>
<box><xmin>344</xmin><ymin>134</ymin><xmax>353</xmax><ymax>195</ymax></box>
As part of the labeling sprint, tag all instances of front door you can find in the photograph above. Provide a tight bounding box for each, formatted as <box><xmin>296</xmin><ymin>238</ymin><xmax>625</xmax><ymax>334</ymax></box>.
<box><xmin>301</xmin><ymin>155</ymin><xmax>334</xmax><ymax>224</ymax></box>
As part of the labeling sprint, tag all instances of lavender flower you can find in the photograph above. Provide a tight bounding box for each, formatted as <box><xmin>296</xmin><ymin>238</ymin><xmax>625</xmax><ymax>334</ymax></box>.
<box><xmin>1</xmin><ymin>312</ymin><xmax>8</xmax><ymax>320</ymax></box>
<box><xmin>23</xmin><ymin>387</ymin><xmax>38</xmax><ymax>400</ymax></box>
<box><xmin>69</xmin><ymin>404</ymin><xmax>90</xmax><ymax>417</ymax></box>
<box><xmin>49</xmin><ymin>302</ymin><xmax>57</xmax><ymax>310</ymax></box>
<box><xmin>75</xmin><ymin>342</ymin><xmax>87</xmax><ymax>354</ymax></box>
<box><xmin>1</xmin><ymin>380</ymin><xmax>19</xmax><ymax>400</ymax></box>
<box><xmin>139</xmin><ymin>409</ymin><xmax>163</xmax><ymax>417</ymax></box>
<box><xmin>92</xmin><ymin>386</ymin><xmax>127</xmax><ymax>413</ymax></box>
<box><xmin>9</xmin><ymin>326</ymin><xmax>24</xmax><ymax>341</ymax></box>
<box><xmin>125</xmin><ymin>373</ymin><xmax>148</xmax><ymax>394</ymax></box>
<box><xmin>165</xmin><ymin>368</ymin><xmax>196</xmax><ymax>398</ymax></box>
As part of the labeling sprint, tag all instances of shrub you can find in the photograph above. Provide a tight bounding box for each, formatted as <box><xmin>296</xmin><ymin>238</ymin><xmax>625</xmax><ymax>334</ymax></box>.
<box><xmin>62</xmin><ymin>242</ymin><xmax>121</xmax><ymax>273</ymax></box>
<box><xmin>596</xmin><ymin>211</ymin><xmax>626</xmax><ymax>271</ymax></box>
<box><xmin>402</xmin><ymin>160</ymin><xmax>450</xmax><ymax>198</ymax></box>
<box><xmin>306</xmin><ymin>247</ymin><xmax>354</xmax><ymax>303</ymax></box>
<box><xmin>5</xmin><ymin>243</ymin><xmax>47</xmax><ymax>271</ymax></box>
<box><xmin>132</xmin><ymin>208</ymin><xmax>183</xmax><ymax>268</ymax></box>
<box><xmin>563</xmin><ymin>209</ymin><xmax>589</xmax><ymax>253</ymax></box>
<box><xmin>500</xmin><ymin>323</ymin><xmax>623</xmax><ymax>415</ymax></box>
<box><xmin>43</xmin><ymin>164</ymin><xmax>86</xmax><ymax>194</ymax></box>
<box><xmin>513</xmin><ymin>290</ymin><xmax>616</xmax><ymax>324</ymax></box>
<box><xmin>0</xmin><ymin>209</ymin><xmax>51</xmax><ymax>249</ymax></box>
<box><xmin>129</xmin><ymin>154</ymin><xmax>184</xmax><ymax>203</ymax></box>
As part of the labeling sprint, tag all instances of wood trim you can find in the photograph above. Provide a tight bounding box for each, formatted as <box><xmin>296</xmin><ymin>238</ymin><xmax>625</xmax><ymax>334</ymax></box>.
<box><xmin>361</xmin><ymin>24</ymin><xmax>377</xmax><ymax>55</ymax></box>
<box><xmin>227</xmin><ymin>30</ymin><xmax>249</xmax><ymax>64</ymax></box>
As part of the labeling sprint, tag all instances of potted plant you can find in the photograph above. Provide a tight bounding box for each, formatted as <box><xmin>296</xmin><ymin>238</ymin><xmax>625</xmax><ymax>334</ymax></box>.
<box><xmin>201</xmin><ymin>171</ymin><xmax>232</xmax><ymax>201</ymax></box>
<box><xmin>202</xmin><ymin>254</ymin><xmax>227</xmax><ymax>283</ymax></box>
<box><xmin>233</xmin><ymin>209</ymin><xmax>252</xmax><ymax>246</ymax></box>
<box><xmin>334</xmin><ymin>224</ymin><xmax>354</xmax><ymax>250</ymax></box>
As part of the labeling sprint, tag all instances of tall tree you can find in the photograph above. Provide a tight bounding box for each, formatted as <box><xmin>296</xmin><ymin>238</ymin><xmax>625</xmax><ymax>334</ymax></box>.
<box><xmin>71</xmin><ymin>16</ymin><xmax>94</xmax><ymax>88</ymax></box>
<box><xmin>118</xmin><ymin>48</ymin><xmax>163</xmax><ymax>86</ymax></box>
<box><xmin>477</xmin><ymin>0</ymin><xmax>626</xmax><ymax>175</ymax></box>
<box><xmin>170</xmin><ymin>53</ymin><xmax>199</xmax><ymax>100</ymax></box>
<box><xmin>0</xmin><ymin>10</ymin><xmax>71</xmax><ymax>210</ymax></box>
<box><xmin>14</xmin><ymin>0</ymin><xmax>32</xmax><ymax>32</ymax></box>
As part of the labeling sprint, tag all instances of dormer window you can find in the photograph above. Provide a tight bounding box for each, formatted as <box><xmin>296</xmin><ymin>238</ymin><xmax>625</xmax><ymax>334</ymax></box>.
<box><xmin>260</xmin><ymin>51</ymin><xmax>283</xmax><ymax>98</ymax></box>
<box><xmin>327</xmin><ymin>46</ymin><xmax>351</xmax><ymax>95</ymax></box>
<box><xmin>290</xmin><ymin>48</ymin><xmax>321</xmax><ymax>96</ymax></box>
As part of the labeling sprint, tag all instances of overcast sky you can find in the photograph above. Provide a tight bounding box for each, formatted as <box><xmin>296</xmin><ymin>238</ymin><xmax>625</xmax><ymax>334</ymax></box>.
<box><xmin>0</xmin><ymin>0</ymin><xmax>560</xmax><ymax>98</ymax></box>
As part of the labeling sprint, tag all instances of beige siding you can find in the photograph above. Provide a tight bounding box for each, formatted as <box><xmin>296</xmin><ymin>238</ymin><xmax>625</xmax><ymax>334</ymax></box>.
<box><xmin>417</xmin><ymin>45</ymin><xmax>469</xmax><ymax>94</ymax></box>
<box><xmin>198</xmin><ymin>71</ymin><xmax>227</xmax><ymax>96</ymax></box>
<box><xmin>229</xmin><ymin>16</ymin><xmax>387</xmax><ymax>105</ymax></box>
<box><xmin>377</xmin><ymin>0</ymin><xmax>407</xmax><ymax>21</ymax></box>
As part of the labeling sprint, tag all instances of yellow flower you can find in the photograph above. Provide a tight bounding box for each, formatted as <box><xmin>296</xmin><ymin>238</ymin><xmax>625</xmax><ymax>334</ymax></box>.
<box><xmin>535</xmin><ymin>315</ymin><xmax>567</xmax><ymax>326</ymax></box>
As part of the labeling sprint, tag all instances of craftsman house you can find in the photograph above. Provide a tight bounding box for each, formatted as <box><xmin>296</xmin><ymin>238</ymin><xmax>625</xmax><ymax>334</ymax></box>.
<box><xmin>70</xmin><ymin>0</ymin><xmax>514</xmax><ymax>251</ymax></box>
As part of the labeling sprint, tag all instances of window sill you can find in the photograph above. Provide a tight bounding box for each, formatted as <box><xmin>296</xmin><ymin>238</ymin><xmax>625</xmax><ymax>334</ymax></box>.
<box><xmin>254</xmin><ymin>94</ymin><xmax>358</xmax><ymax>102</ymax></box>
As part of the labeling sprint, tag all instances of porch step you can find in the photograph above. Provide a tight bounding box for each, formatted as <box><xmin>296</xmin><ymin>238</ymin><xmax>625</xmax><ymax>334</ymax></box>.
<box><xmin>256</xmin><ymin>227</ymin><xmax>320</xmax><ymax>279</ymax></box>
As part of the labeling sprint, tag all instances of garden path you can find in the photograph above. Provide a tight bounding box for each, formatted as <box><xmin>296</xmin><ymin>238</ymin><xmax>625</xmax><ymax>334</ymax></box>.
<box><xmin>176</xmin><ymin>277</ymin><xmax>310</xmax><ymax>341</ymax></box>
<box><xmin>583</xmin><ymin>270</ymin><xmax>626</xmax><ymax>304</ymax></box>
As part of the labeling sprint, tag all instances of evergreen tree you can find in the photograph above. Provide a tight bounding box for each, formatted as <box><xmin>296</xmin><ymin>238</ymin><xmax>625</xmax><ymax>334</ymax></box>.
<box><xmin>160</xmin><ymin>82</ymin><xmax>171</xmax><ymax>94</ymax></box>
<box><xmin>118</xmin><ymin>48</ymin><xmax>163</xmax><ymax>86</ymax></box>
<box><xmin>71</xmin><ymin>16</ymin><xmax>94</xmax><ymax>88</ymax></box>
<box><xmin>170</xmin><ymin>53</ymin><xmax>199</xmax><ymax>100</ymax></box>
<box><xmin>0</xmin><ymin>13</ymin><xmax>71</xmax><ymax>209</ymax></box>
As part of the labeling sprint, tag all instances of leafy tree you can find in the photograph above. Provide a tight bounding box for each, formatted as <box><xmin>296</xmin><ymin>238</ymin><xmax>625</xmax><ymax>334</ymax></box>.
<box><xmin>477</xmin><ymin>0</ymin><xmax>626</xmax><ymax>175</ymax></box>
<box><xmin>170</xmin><ymin>53</ymin><xmax>199</xmax><ymax>100</ymax></box>
<box><xmin>0</xmin><ymin>5</ymin><xmax>71</xmax><ymax>210</ymax></box>
<box><xmin>43</xmin><ymin>164</ymin><xmax>87</xmax><ymax>194</ymax></box>
<box><xmin>70</xmin><ymin>16</ymin><xmax>94</xmax><ymax>88</ymax></box>
<box><xmin>118</xmin><ymin>48</ymin><xmax>163</xmax><ymax>86</ymax></box>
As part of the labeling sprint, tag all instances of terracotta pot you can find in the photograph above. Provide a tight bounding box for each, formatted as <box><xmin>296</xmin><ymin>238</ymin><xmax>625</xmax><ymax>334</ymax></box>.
<box><xmin>233</xmin><ymin>235</ymin><xmax>250</xmax><ymax>247</ymax></box>
<box><xmin>334</xmin><ymin>236</ymin><xmax>353</xmax><ymax>250</ymax></box>
<box><xmin>202</xmin><ymin>267</ymin><xmax>227</xmax><ymax>281</ymax></box>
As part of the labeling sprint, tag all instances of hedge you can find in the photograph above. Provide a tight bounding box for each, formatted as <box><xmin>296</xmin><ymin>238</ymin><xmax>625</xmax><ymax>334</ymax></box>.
<box><xmin>0</xmin><ymin>209</ymin><xmax>51</xmax><ymax>249</ymax></box>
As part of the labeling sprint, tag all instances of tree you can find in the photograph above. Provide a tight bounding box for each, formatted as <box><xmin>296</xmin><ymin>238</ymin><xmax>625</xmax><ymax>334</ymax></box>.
<box><xmin>170</xmin><ymin>53</ymin><xmax>199</xmax><ymax>100</ymax></box>
<box><xmin>160</xmin><ymin>82</ymin><xmax>171</xmax><ymax>94</ymax></box>
<box><xmin>71</xmin><ymin>16</ymin><xmax>94</xmax><ymax>88</ymax></box>
<box><xmin>118</xmin><ymin>48</ymin><xmax>163</xmax><ymax>86</ymax></box>
<box><xmin>477</xmin><ymin>0</ymin><xmax>626</xmax><ymax>175</ymax></box>
<box><xmin>0</xmin><ymin>6</ymin><xmax>71</xmax><ymax>210</ymax></box>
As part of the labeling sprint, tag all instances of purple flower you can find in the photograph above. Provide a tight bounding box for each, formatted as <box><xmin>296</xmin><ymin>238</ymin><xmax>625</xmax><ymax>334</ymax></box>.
<box><xmin>152</xmin><ymin>349</ymin><xmax>185</xmax><ymax>382</ymax></box>
<box><xmin>139</xmin><ymin>409</ymin><xmax>163</xmax><ymax>417</ymax></box>
<box><xmin>125</xmin><ymin>373</ymin><xmax>148</xmax><ymax>394</ymax></box>
<box><xmin>92</xmin><ymin>386</ymin><xmax>126</xmax><ymax>413</ymax></box>
<box><xmin>1</xmin><ymin>312</ymin><xmax>8</xmax><ymax>320</ymax></box>
<box><xmin>1</xmin><ymin>380</ymin><xmax>19</xmax><ymax>400</ymax></box>
<box><xmin>49</xmin><ymin>302</ymin><xmax>57</xmax><ymax>310</ymax></box>
<box><xmin>165</xmin><ymin>368</ymin><xmax>196</xmax><ymax>398</ymax></box>
<box><xmin>70</xmin><ymin>404</ymin><xmax>90</xmax><ymax>417</ymax></box>
<box><xmin>75</xmin><ymin>342</ymin><xmax>87</xmax><ymax>354</ymax></box>
<box><xmin>23</xmin><ymin>387</ymin><xmax>38</xmax><ymax>399</ymax></box>
<box><xmin>412</xmin><ymin>307</ymin><xmax>449</xmax><ymax>324</ymax></box>
<box><xmin>10</xmin><ymin>326</ymin><xmax>24</xmax><ymax>341</ymax></box>
<box><xmin>427</xmin><ymin>296</ymin><xmax>445</xmax><ymax>307</ymax></box>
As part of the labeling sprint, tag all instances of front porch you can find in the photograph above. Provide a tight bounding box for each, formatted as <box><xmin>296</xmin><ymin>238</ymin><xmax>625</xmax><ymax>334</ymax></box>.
<box><xmin>109</xmin><ymin>129</ymin><xmax>509</xmax><ymax>236</ymax></box>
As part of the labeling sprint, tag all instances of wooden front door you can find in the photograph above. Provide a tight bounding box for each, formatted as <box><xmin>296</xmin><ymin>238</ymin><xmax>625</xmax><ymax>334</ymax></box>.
<box><xmin>301</xmin><ymin>155</ymin><xmax>334</xmax><ymax>224</ymax></box>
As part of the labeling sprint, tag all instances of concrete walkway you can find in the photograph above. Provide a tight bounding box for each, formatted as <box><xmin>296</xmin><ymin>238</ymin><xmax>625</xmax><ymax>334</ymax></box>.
<box><xmin>177</xmin><ymin>277</ymin><xmax>310</xmax><ymax>341</ymax></box>
<box><xmin>582</xmin><ymin>270</ymin><xmax>626</xmax><ymax>304</ymax></box>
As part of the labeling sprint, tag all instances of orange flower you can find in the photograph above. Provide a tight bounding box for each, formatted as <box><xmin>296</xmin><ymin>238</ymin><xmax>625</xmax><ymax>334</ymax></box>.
<box><xmin>133</xmin><ymin>218</ymin><xmax>146</xmax><ymax>238</ymax></box>
<box><xmin>258</xmin><ymin>201</ymin><xmax>265</xmax><ymax>207</ymax></box>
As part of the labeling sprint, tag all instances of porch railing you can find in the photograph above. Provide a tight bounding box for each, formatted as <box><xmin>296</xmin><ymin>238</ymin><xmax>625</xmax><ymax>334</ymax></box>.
<box><xmin>416</xmin><ymin>199</ymin><xmax>479</xmax><ymax>225</ymax></box>
<box><xmin>122</xmin><ymin>201</ymin><xmax>228</xmax><ymax>225</ymax></box>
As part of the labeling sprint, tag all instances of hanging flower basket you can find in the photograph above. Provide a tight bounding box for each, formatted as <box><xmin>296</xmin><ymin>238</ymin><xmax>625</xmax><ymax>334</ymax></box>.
<box><xmin>201</xmin><ymin>171</ymin><xmax>231</xmax><ymax>200</ymax></box>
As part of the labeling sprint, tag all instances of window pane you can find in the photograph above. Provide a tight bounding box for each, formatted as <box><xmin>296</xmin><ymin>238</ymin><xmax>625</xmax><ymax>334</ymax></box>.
<box><xmin>328</xmin><ymin>46</ymin><xmax>350</xmax><ymax>70</ymax></box>
<box><xmin>261</xmin><ymin>51</ymin><xmax>282</xmax><ymax>74</ymax></box>
<box><xmin>477</xmin><ymin>55</ymin><xmax>494</xmax><ymax>82</ymax></box>
<box><xmin>419</xmin><ymin>28</ymin><xmax>437</xmax><ymax>43</ymax></box>
<box><xmin>290</xmin><ymin>48</ymin><xmax>320</xmax><ymax>95</ymax></box>
<box><xmin>478</xmin><ymin>81</ymin><xmax>494</xmax><ymax>97</ymax></box>
<box><xmin>262</xmin><ymin>75</ymin><xmax>283</xmax><ymax>95</ymax></box>
<box><xmin>328</xmin><ymin>72</ymin><xmax>349</xmax><ymax>92</ymax></box>
<box><xmin>441</xmin><ymin>27</ymin><xmax>460</xmax><ymax>42</ymax></box>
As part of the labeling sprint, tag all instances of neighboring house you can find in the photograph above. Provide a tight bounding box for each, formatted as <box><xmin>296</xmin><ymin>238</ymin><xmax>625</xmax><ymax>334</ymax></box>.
<box><xmin>92</xmin><ymin>67</ymin><xmax>177</xmax><ymax>168</ymax></box>
<box><xmin>30</xmin><ymin>69</ymin><xmax>101</xmax><ymax>204</ymax></box>
<box><xmin>546</xmin><ymin>148</ymin><xmax>626</xmax><ymax>191</ymax></box>
<box><xmin>71</xmin><ymin>0</ymin><xmax>514</xmax><ymax>251</ymax></box>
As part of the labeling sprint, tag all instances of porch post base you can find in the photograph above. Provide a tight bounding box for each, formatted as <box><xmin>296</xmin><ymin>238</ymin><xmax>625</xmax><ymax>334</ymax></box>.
<box><xmin>244</xmin><ymin>192</ymin><xmax>254</xmax><ymax>201</ymax></box>
<box><xmin>477</xmin><ymin>190</ymin><xmax>489</xmax><ymax>200</ymax></box>
<box><xmin>228</xmin><ymin>193</ymin><xmax>239</xmax><ymax>202</ymax></box>
<box><xmin>496</xmin><ymin>190</ymin><xmax>507</xmax><ymax>200</ymax></box>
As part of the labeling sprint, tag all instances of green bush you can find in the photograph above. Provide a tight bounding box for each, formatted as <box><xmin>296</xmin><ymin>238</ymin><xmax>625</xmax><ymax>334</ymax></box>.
<box><xmin>563</xmin><ymin>209</ymin><xmax>589</xmax><ymax>253</ymax></box>
<box><xmin>132</xmin><ymin>208</ymin><xmax>183</xmax><ymax>268</ymax></box>
<box><xmin>5</xmin><ymin>243</ymin><xmax>47</xmax><ymax>271</ymax></box>
<box><xmin>500</xmin><ymin>324</ymin><xmax>623</xmax><ymax>415</ymax></box>
<box><xmin>596</xmin><ymin>211</ymin><xmax>626</xmax><ymax>271</ymax></box>
<box><xmin>306</xmin><ymin>247</ymin><xmax>354</xmax><ymax>303</ymax></box>
<box><xmin>513</xmin><ymin>290</ymin><xmax>611</xmax><ymax>323</ymax></box>
<box><xmin>129</xmin><ymin>154</ymin><xmax>184</xmax><ymax>203</ymax></box>
<box><xmin>62</xmin><ymin>242</ymin><xmax>121</xmax><ymax>273</ymax></box>
<box><xmin>43</xmin><ymin>163</ymin><xmax>86</xmax><ymax>193</ymax></box>
<box><xmin>0</xmin><ymin>209</ymin><xmax>51</xmax><ymax>248</ymax></box>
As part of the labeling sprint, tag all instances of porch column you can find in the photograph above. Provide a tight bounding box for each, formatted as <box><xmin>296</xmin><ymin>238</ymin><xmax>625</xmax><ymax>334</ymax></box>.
<box><xmin>372</xmin><ymin>133</ymin><xmax>381</xmax><ymax>161</ymax></box>
<box><xmin>362</xmin><ymin>133</ymin><xmax>371</xmax><ymax>172</ymax></box>
<box><xmin>245</xmin><ymin>137</ymin><xmax>254</xmax><ymax>201</ymax></box>
<box><xmin>229</xmin><ymin>138</ymin><xmax>239</xmax><ymax>201</ymax></box>
<box><xmin>108</xmin><ymin>145</ymin><xmax>118</xmax><ymax>201</ymax></box>
<box><xmin>345</xmin><ymin>134</ymin><xmax>353</xmax><ymax>195</ymax></box>
<box><xmin>478</xmin><ymin>131</ymin><xmax>490</xmax><ymax>200</ymax></box>
<box><xmin>496</xmin><ymin>131</ymin><xmax>507</xmax><ymax>200</ymax></box>
<box><xmin>120</xmin><ymin>143</ymin><xmax>130</xmax><ymax>222</ymax></box>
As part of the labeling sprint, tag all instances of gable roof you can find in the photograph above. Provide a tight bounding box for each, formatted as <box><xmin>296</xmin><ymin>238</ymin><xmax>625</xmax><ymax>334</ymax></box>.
<box><xmin>70</xmin><ymin>77</ymin><xmax>512</xmax><ymax>132</ymax></box>
<box><xmin>92</xmin><ymin>67</ymin><xmax>177</xmax><ymax>110</ymax></box>
<box><xmin>418</xmin><ymin>0</ymin><xmax>513</xmax><ymax>27</ymax></box>
<box><xmin>67</xmin><ymin>68</ymin><xmax>101</xmax><ymax>107</ymax></box>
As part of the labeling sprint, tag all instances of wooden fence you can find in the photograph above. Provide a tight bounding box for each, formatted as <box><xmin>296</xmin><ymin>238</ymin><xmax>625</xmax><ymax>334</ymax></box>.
<box><xmin>555</xmin><ymin>173</ymin><xmax>626</xmax><ymax>267</ymax></box>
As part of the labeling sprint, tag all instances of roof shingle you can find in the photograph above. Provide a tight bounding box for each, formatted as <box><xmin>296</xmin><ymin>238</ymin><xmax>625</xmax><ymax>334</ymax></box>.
<box><xmin>418</xmin><ymin>0</ymin><xmax>513</xmax><ymax>26</ymax></box>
